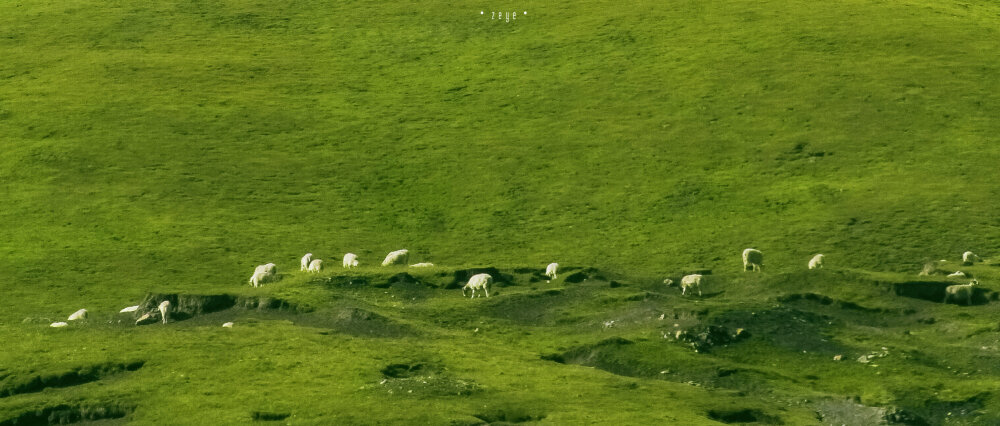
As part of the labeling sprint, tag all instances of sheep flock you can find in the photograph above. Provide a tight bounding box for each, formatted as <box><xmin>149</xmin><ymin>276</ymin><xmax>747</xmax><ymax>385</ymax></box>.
<box><xmin>48</xmin><ymin>248</ymin><xmax>990</xmax><ymax>329</ymax></box>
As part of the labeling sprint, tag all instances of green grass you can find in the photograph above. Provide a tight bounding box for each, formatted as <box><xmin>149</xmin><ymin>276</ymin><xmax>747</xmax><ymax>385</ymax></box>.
<box><xmin>1</xmin><ymin>0</ymin><xmax>998</xmax><ymax>423</ymax></box>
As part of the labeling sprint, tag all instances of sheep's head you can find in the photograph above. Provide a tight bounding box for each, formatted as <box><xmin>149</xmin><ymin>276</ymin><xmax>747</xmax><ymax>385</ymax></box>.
<box><xmin>970</xmin><ymin>279</ymin><xmax>979</xmax><ymax>286</ymax></box>
<box><xmin>663</xmin><ymin>279</ymin><xmax>674</xmax><ymax>286</ymax></box>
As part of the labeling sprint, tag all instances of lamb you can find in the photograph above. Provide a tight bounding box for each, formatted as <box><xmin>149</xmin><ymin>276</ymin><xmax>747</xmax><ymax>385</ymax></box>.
<box><xmin>808</xmin><ymin>254</ymin><xmax>824</xmax><ymax>270</ymax></box>
<box><xmin>410</xmin><ymin>262</ymin><xmax>434</xmax><ymax>267</ymax></box>
<box><xmin>343</xmin><ymin>253</ymin><xmax>359</xmax><ymax>268</ymax></box>
<box><xmin>307</xmin><ymin>259</ymin><xmax>323</xmax><ymax>272</ymax></box>
<box><xmin>462</xmin><ymin>273</ymin><xmax>493</xmax><ymax>298</ymax></box>
<box><xmin>680</xmin><ymin>274</ymin><xmax>703</xmax><ymax>296</ymax></box>
<box><xmin>300</xmin><ymin>253</ymin><xmax>313</xmax><ymax>271</ymax></box>
<box><xmin>943</xmin><ymin>279</ymin><xmax>978</xmax><ymax>306</ymax></box>
<box><xmin>159</xmin><ymin>300</ymin><xmax>171</xmax><ymax>324</ymax></box>
<box><xmin>545</xmin><ymin>263</ymin><xmax>559</xmax><ymax>281</ymax></box>
<box><xmin>742</xmin><ymin>248</ymin><xmax>763</xmax><ymax>272</ymax></box>
<box><xmin>68</xmin><ymin>309</ymin><xmax>88</xmax><ymax>321</ymax></box>
<box><xmin>962</xmin><ymin>251</ymin><xmax>980</xmax><ymax>266</ymax></box>
<box><xmin>381</xmin><ymin>249</ymin><xmax>409</xmax><ymax>266</ymax></box>
<box><xmin>119</xmin><ymin>305</ymin><xmax>140</xmax><ymax>313</ymax></box>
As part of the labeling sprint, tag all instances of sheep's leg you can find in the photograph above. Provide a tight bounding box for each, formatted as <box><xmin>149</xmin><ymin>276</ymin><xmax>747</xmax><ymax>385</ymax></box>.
<box><xmin>485</xmin><ymin>287</ymin><xmax>490</xmax><ymax>297</ymax></box>
<box><xmin>682</xmin><ymin>287</ymin><xmax>686</xmax><ymax>295</ymax></box>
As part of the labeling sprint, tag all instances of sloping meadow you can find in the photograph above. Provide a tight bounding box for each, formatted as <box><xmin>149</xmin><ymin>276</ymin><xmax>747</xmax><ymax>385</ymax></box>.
<box><xmin>1</xmin><ymin>0</ymin><xmax>999</xmax><ymax>422</ymax></box>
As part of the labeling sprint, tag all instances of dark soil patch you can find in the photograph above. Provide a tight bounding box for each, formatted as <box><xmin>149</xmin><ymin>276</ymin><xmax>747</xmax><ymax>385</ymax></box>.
<box><xmin>897</xmin><ymin>392</ymin><xmax>989</xmax><ymax>425</ymax></box>
<box><xmin>778</xmin><ymin>293</ymin><xmax>894</xmax><ymax>314</ymax></box>
<box><xmin>251</xmin><ymin>411</ymin><xmax>290</xmax><ymax>421</ymax></box>
<box><xmin>707</xmin><ymin>408</ymin><xmax>781</xmax><ymax>424</ymax></box>
<box><xmin>136</xmin><ymin>293</ymin><xmax>304</xmax><ymax>323</ymax></box>
<box><xmin>541</xmin><ymin>337</ymin><xmax>654</xmax><ymax>377</ymax></box>
<box><xmin>0</xmin><ymin>402</ymin><xmax>134</xmax><ymax>425</ymax></box>
<box><xmin>472</xmin><ymin>408</ymin><xmax>545</xmax><ymax>424</ymax></box>
<box><xmin>381</xmin><ymin>363</ymin><xmax>439</xmax><ymax>379</ymax></box>
<box><xmin>330</xmin><ymin>308</ymin><xmax>415</xmax><ymax>337</ymax></box>
<box><xmin>892</xmin><ymin>281</ymin><xmax>994</xmax><ymax>305</ymax></box>
<box><xmin>673</xmin><ymin>325</ymin><xmax>749</xmax><ymax>353</ymax></box>
<box><xmin>0</xmin><ymin>361</ymin><xmax>144</xmax><ymax>398</ymax></box>
<box><xmin>448</xmin><ymin>268</ymin><xmax>514</xmax><ymax>289</ymax></box>
<box><xmin>712</xmin><ymin>307</ymin><xmax>846</xmax><ymax>355</ymax></box>
<box><xmin>482</xmin><ymin>289</ymin><xmax>569</xmax><ymax>324</ymax></box>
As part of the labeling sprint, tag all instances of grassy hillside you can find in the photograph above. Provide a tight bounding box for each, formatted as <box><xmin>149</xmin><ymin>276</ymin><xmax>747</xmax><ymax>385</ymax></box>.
<box><xmin>1</xmin><ymin>0</ymin><xmax>998</xmax><ymax>423</ymax></box>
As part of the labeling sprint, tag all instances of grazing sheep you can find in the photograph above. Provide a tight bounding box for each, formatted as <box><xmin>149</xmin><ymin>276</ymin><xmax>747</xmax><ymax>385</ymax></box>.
<box><xmin>68</xmin><ymin>309</ymin><xmax>88</xmax><ymax>321</ymax></box>
<box><xmin>545</xmin><ymin>263</ymin><xmax>559</xmax><ymax>281</ymax></box>
<box><xmin>808</xmin><ymin>254</ymin><xmax>824</xmax><ymax>270</ymax></box>
<box><xmin>249</xmin><ymin>271</ymin><xmax>266</xmax><ymax>288</ymax></box>
<box><xmin>680</xmin><ymin>274</ymin><xmax>703</xmax><ymax>296</ymax></box>
<box><xmin>343</xmin><ymin>253</ymin><xmax>359</xmax><ymax>268</ymax></box>
<box><xmin>158</xmin><ymin>300</ymin><xmax>171</xmax><ymax>324</ymax></box>
<box><xmin>50</xmin><ymin>322</ymin><xmax>68</xmax><ymax>328</ymax></box>
<box><xmin>300</xmin><ymin>253</ymin><xmax>313</xmax><ymax>271</ymax></box>
<box><xmin>249</xmin><ymin>263</ymin><xmax>277</xmax><ymax>287</ymax></box>
<box><xmin>410</xmin><ymin>262</ymin><xmax>434</xmax><ymax>267</ymax></box>
<box><xmin>943</xmin><ymin>279</ymin><xmax>978</xmax><ymax>306</ymax></box>
<box><xmin>962</xmin><ymin>251</ymin><xmax>980</xmax><ymax>266</ymax></box>
<box><xmin>381</xmin><ymin>249</ymin><xmax>409</xmax><ymax>266</ymax></box>
<box><xmin>307</xmin><ymin>259</ymin><xmax>323</xmax><ymax>272</ymax></box>
<box><xmin>947</xmin><ymin>271</ymin><xmax>968</xmax><ymax>278</ymax></box>
<box><xmin>135</xmin><ymin>312</ymin><xmax>156</xmax><ymax>326</ymax></box>
<box><xmin>222</xmin><ymin>322</ymin><xmax>234</xmax><ymax>328</ymax></box>
<box><xmin>462</xmin><ymin>273</ymin><xmax>493</xmax><ymax>298</ymax></box>
<box><xmin>919</xmin><ymin>261</ymin><xmax>938</xmax><ymax>276</ymax></box>
<box><xmin>742</xmin><ymin>248</ymin><xmax>763</xmax><ymax>272</ymax></box>
<box><xmin>254</xmin><ymin>263</ymin><xmax>276</xmax><ymax>275</ymax></box>
<box><xmin>119</xmin><ymin>305</ymin><xmax>140</xmax><ymax>313</ymax></box>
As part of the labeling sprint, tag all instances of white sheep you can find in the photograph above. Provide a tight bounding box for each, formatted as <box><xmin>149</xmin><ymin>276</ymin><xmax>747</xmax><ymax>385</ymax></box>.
<box><xmin>943</xmin><ymin>279</ymin><xmax>978</xmax><ymax>305</ymax></box>
<box><xmin>545</xmin><ymin>263</ymin><xmax>559</xmax><ymax>281</ymax></box>
<box><xmin>381</xmin><ymin>249</ymin><xmax>409</xmax><ymax>266</ymax></box>
<box><xmin>680</xmin><ymin>274</ymin><xmax>703</xmax><ymax>296</ymax></box>
<box><xmin>307</xmin><ymin>258</ymin><xmax>323</xmax><ymax>272</ymax></box>
<box><xmin>222</xmin><ymin>322</ymin><xmax>234</xmax><ymax>328</ymax></box>
<box><xmin>919</xmin><ymin>261</ymin><xmax>937</xmax><ymax>276</ymax></box>
<box><xmin>947</xmin><ymin>271</ymin><xmax>967</xmax><ymax>278</ymax></box>
<box><xmin>68</xmin><ymin>309</ymin><xmax>88</xmax><ymax>321</ymax></box>
<box><xmin>343</xmin><ymin>253</ymin><xmax>359</xmax><ymax>268</ymax></box>
<box><xmin>50</xmin><ymin>322</ymin><xmax>68</xmax><ymax>328</ymax></box>
<box><xmin>249</xmin><ymin>263</ymin><xmax>277</xmax><ymax>287</ymax></box>
<box><xmin>119</xmin><ymin>305</ymin><xmax>140</xmax><ymax>313</ymax></box>
<box><xmin>410</xmin><ymin>262</ymin><xmax>434</xmax><ymax>267</ymax></box>
<box><xmin>159</xmin><ymin>300</ymin><xmax>171</xmax><ymax>324</ymax></box>
<box><xmin>743</xmin><ymin>248</ymin><xmax>763</xmax><ymax>272</ymax></box>
<box><xmin>462</xmin><ymin>273</ymin><xmax>493</xmax><ymax>298</ymax></box>
<box><xmin>808</xmin><ymin>254</ymin><xmax>824</xmax><ymax>270</ymax></box>
<box><xmin>254</xmin><ymin>263</ymin><xmax>276</xmax><ymax>275</ymax></box>
<box><xmin>249</xmin><ymin>270</ymin><xmax>267</xmax><ymax>288</ymax></box>
<box><xmin>300</xmin><ymin>253</ymin><xmax>313</xmax><ymax>271</ymax></box>
<box><xmin>962</xmin><ymin>251</ymin><xmax>980</xmax><ymax>266</ymax></box>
